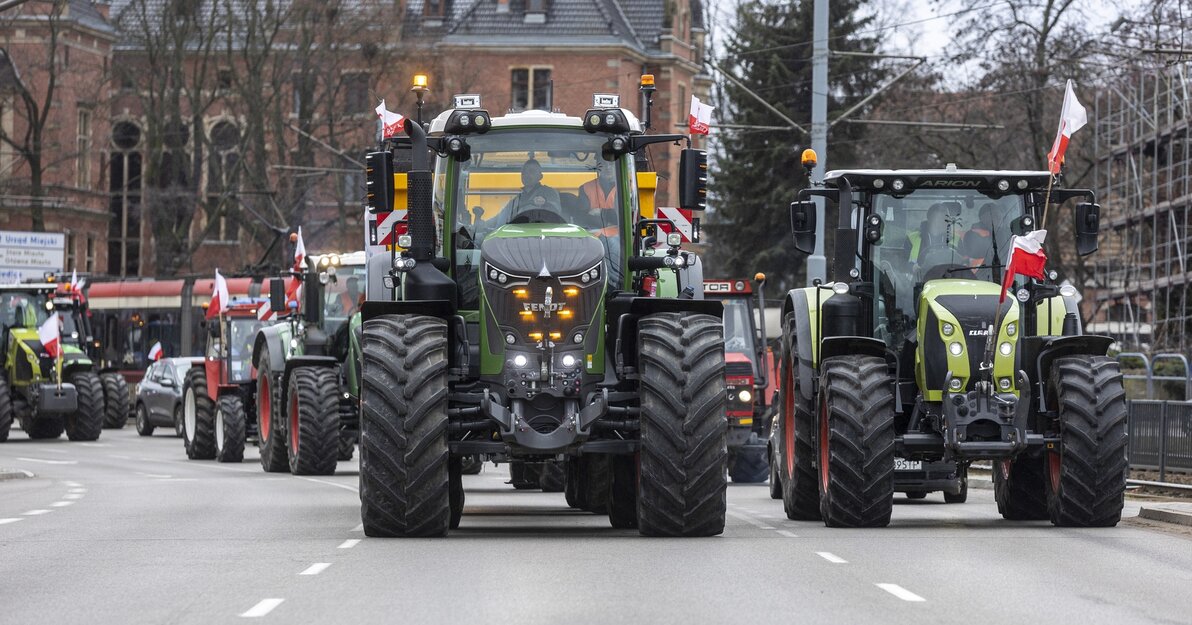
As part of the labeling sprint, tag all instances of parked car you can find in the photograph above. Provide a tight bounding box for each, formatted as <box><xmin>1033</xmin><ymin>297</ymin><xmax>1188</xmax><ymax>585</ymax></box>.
<box><xmin>135</xmin><ymin>357</ymin><xmax>203</xmax><ymax>437</ymax></box>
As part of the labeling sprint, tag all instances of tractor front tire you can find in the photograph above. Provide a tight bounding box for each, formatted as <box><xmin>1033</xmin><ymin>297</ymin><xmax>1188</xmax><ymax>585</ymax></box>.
<box><xmin>1046</xmin><ymin>356</ymin><xmax>1129</xmax><ymax>527</ymax></box>
<box><xmin>215</xmin><ymin>394</ymin><xmax>246</xmax><ymax>463</ymax></box>
<box><xmin>729</xmin><ymin>445</ymin><xmax>770</xmax><ymax>484</ymax></box>
<box><xmin>567</xmin><ymin>455</ymin><xmax>610</xmax><ymax>513</ymax></box>
<box><xmin>608</xmin><ymin>454</ymin><xmax>638</xmax><ymax>529</ymax></box>
<box><xmin>636</xmin><ymin>312</ymin><xmax>727</xmax><ymax>537</ymax></box>
<box><xmin>255</xmin><ymin>353</ymin><xmax>289</xmax><ymax>473</ymax></box>
<box><xmin>817</xmin><ymin>355</ymin><xmax>896</xmax><ymax>528</ymax></box>
<box><xmin>100</xmin><ymin>372</ymin><xmax>129</xmax><ymax>429</ymax></box>
<box><xmin>945</xmin><ymin>467</ymin><xmax>969</xmax><ymax>504</ymax></box>
<box><xmin>994</xmin><ymin>456</ymin><xmax>1049</xmax><ymax>520</ymax></box>
<box><xmin>182</xmin><ymin>368</ymin><xmax>216</xmax><ymax>460</ymax></box>
<box><xmin>449</xmin><ymin>456</ymin><xmax>464</xmax><ymax>530</ymax></box>
<box><xmin>767</xmin><ymin>444</ymin><xmax>782</xmax><ymax>499</ymax></box>
<box><xmin>538</xmin><ymin>461</ymin><xmax>565</xmax><ymax>492</ymax></box>
<box><xmin>780</xmin><ymin>314</ymin><xmax>821</xmax><ymax>521</ymax></box>
<box><xmin>25</xmin><ymin>417</ymin><xmax>64</xmax><ymax>439</ymax></box>
<box><xmin>65</xmin><ymin>371</ymin><xmax>104</xmax><ymax>441</ymax></box>
<box><xmin>287</xmin><ymin>367</ymin><xmax>340</xmax><ymax>476</ymax></box>
<box><xmin>360</xmin><ymin>314</ymin><xmax>451</xmax><ymax>538</ymax></box>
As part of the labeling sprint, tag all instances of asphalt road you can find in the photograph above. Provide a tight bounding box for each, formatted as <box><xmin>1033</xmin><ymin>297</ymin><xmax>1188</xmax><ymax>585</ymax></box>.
<box><xmin>2</xmin><ymin>426</ymin><xmax>1191</xmax><ymax>625</ymax></box>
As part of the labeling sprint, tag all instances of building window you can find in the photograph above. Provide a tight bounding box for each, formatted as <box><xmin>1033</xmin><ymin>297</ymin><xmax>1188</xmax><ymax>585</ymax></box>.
<box><xmin>217</xmin><ymin>68</ymin><xmax>234</xmax><ymax>90</ymax></box>
<box><xmin>76</xmin><ymin>109</ymin><xmax>91</xmax><ymax>188</ymax></box>
<box><xmin>65</xmin><ymin>231</ymin><xmax>76</xmax><ymax>270</ymax></box>
<box><xmin>511</xmin><ymin>67</ymin><xmax>551</xmax><ymax>112</ymax></box>
<box><xmin>108</xmin><ymin>121</ymin><xmax>143</xmax><ymax>277</ymax></box>
<box><xmin>424</xmin><ymin>0</ymin><xmax>445</xmax><ymax>17</ymax></box>
<box><xmin>85</xmin><ymin>234</ymin><xmax>95</xmax><ymax>272</ymax></box>
<box><xmin>343</xmin><ymin>73</ymin><xmax>370</xmax><ymax>115</ymax></box>
<box><xmin>206</xmin><ymin>121</ymin><xmax>240</xmax><ymax>241</ymax></box>
<box><xmin>0</xmin><ymin>96</ymin><xmax>12</xmax><ymax>178</ymax></box>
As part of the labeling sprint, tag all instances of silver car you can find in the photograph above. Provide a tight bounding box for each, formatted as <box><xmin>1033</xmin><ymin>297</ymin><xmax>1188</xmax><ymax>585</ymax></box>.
<box><xmin>134</xmin><ymin>357</ymin><xmax>203</xmax><ymax>437</ymax></box>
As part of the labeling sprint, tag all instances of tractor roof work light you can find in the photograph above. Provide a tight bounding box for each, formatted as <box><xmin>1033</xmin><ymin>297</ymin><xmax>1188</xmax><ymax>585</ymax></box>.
<box><xmin>583</xmin><ymin>107</ymin><xmax>630</xmax><ymax>134</ymax></box>
<box><xmin>800</xmin><ymin>149</ymin><xmax>817</xmax><ymax>173</ymax></box>
<box><xmin>411</xmin><ymin>73</ymin><xmax>429</xmax><ymax>93</ymax></box>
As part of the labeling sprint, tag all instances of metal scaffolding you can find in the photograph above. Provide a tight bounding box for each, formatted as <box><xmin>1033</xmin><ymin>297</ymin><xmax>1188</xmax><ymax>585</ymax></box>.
<box><xmin>1092</xmin><ymin>62</ymin><xmax>1192</xmax><ymax>353</ymax></box>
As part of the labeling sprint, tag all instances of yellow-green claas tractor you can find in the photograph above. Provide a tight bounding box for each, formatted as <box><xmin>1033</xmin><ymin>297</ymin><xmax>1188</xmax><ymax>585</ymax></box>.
<box><xmin>0</xmin><ymin>284</ymin><xmax>105</xmax><ymax>441</ymax></box>
<box><xmin>771</xmin><ymin>156</ymin><xmax>1128</xmax><ymax>528</ymax></box>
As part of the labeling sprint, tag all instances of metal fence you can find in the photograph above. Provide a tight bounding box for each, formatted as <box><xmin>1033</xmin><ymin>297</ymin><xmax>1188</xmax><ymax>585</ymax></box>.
<box><xmin>1118</xmin><ymin>352</ymin><xmax>1192</xmax><ymax>477</ymax></box>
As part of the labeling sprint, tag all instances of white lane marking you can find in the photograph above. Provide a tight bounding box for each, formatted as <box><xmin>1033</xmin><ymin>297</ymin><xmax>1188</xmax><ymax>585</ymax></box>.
<box><xmin>816</xmin><ymin>552</ymin><xmax>848</xmax><ymax>564</ymax></box>
<box><xmin>775</xmin><ymin>530</ymin><xmax>800</xmax><ymax>538</ymax></box>
<box><xmin>240</xmin><ymin>599</ymin><xmax>284</xmax><ymax>618</ymax></box>
<box><xmin>68</xmin><ymin>488</ymin><xmax>87</xmax><ymax>494</ymax></box>
<box><xmin>63</xmin><ymin>493</ymin><xmax>84</xmax><ymax>500</ymax></box>
<box><xmin>136</xmin><ymin>472</ymin><xmax>173</xmax><ymax>479</ymax></box>
<box><xmin>0</xmin><ymin>518</ymin><xmax>23</xmax><ymax>525</ymax></box>
<box><xmin>22</xmin><ymin>510</ymin><xmax>51</xmax><ymax>516</ymax></box>
<box><xmin>50</xmin><ymin>501</ymin><xmax>75</xmax><ymax>508</ymax></box>
<box><xmin>727</xmin><ymin>510</ymin><xmax>777</xmax><ymax>531</ymax></box>
<box><xmin>16</xmin><ymin>457</ymin><xmax>77</xmax><ymax>465</ymax></box>
<box><xmin>109</xmin><ymin>455</ymin><xmax>132</xmax><ymax>460</ymax></box>
<box><xmin>350</xmin><ymin>524</ymin><xmax>363</xmax><ymax>532</ymax></box>
<box><xmin>299</xmin><ymin>563</ymin><xmax>331</xmax><ymax>576</ymax></box>
<box><xmin>62</xmin><ymin>481</ymin><xmax>82</xmax><ymax>487</ymax></box>
<box><xmin>78</xmin><ymin>442</ymin><xmax>110</xmax><ymax>447</ymax></box>
<box><xmin>294</xmin><ymin>476</ymin><xmax>358</xmax><ymax>493</ymax></box>
<box><xmin>876</xmin><ymin>583</ymin><xmax>926</xmax><ymax>602</ymax></box>
<box><xmin>337</xmin><ymin>539</ymin><xmax>360</xmax><ymax>549</ymax></box>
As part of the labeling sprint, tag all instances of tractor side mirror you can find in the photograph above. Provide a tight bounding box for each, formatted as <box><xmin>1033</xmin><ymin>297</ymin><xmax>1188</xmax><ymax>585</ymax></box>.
<box><xmin>678</xmin><ymin>149</ymin><xmax>707</xmax><ymax>211</ymax></box>
<box><xmin>789</xmin><ymin>200</ymin><xmax>817</xmax><ymax>254</ymax></box>
<box><xmin>365</xmin><ymin>150</ymin><xmax>394</xmax><ymax>214</ymax></box>
<box><xmin>1010</xmin><ymin>214</ymin><xmax>1036</xmax><ymax>236</ymax></box>
<box><xmin>303</xmin><ymin>280</ymin><xmax>321</xmax><ymax>323</ymax></box>
<box><xmin>1074</xmin><ymin>202</ymin><xmax>1100</xmax><ymax>256</ymax></box>
<box><xmin>269</xmin><ymin>279</ymin><xmax>285</xmax><ymax>316</ymax></box>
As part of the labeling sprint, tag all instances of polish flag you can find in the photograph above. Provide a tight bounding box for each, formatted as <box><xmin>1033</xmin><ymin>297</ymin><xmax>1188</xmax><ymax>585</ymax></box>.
<box><xmin>207</xmin><ymin>269</ymin><xmax>230</xmax><ymax>320</ymax></box>
<box><xmin>38</xmin><ymin>312</ymin><xmax>61</xmax><ymax>358</ymax></box>
<box><xmin>286</xmin><ymin>227</ymin><xmax>306</xmax><ymax>310</ymax></box>
<box><xmin>375</xmin><ymin>100</ymin><xmax>406</xmax><ymax>139</ymax></box>
<box><xmin>1046</xmin><ymin>80</ymin><xmax>1087</xmax><ymax>174</ymax></box>
<box><xmin>1000</xmin><ymin>230</ymin><xmax>1049</xmax><ymax>304</ymax></box>
<box><xmin>293</xmin><ymin>226</ymin><xmax>306</xmax><ymax>272</ymax></box>
<box><xmin>69</xmin><ymin>269</ymin><xmax>78</xmax><ymax>291</ymax></box>
<box><xmin>688</xmin><ymin>95</ymin><xmax>712</xmax><ymax>135</ymax></box>
<box><xmin>148</xmin><ymin>341</ymin><xmax>163</xmax><ymax>361</ymax></box>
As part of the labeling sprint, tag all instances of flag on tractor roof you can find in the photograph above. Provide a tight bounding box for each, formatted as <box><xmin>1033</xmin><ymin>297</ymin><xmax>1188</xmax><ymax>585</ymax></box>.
<box><xmin>1047</xmin><ymin>80</ymin><xmax>1087</xmax><ymax>174</ymax></box>
<box><xmin>207</xmin><ymin>269</ymin><xmax>229</xmax><ymax>320</ymax></box>
<box><xmin>688</xmin><ymin>95</ymin><xmax>712</xmax><ymax>135</ymax></box>
<box><xmin>375</xmin><ymin>100</ymin><xmax>406</xmax><ymax>139</ymax></box>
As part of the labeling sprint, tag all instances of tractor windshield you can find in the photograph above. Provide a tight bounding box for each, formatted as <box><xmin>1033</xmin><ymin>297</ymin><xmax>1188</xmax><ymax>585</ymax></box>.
<box><xmin>226</xmin><ymin>317</ymin><xmax>264</xmax><ymax>382</ymax></box>
<box><xmin>720</xmin><ymin>297</ymin><xmax>758</xmax><ymax>362</ymax></box>
<box><xmin>0</xmin><ymin>291</ymin><xmax>51</xmax><ymax>331</ymax></box>
<box><xmin>322</xmin><ymin>264</ymin><xmax>367</xmax><ymax>335</ymax></box>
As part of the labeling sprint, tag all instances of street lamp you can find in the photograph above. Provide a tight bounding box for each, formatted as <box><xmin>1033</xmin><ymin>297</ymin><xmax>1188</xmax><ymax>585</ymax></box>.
<box><xmin>410</xmin><ymin>73</ymin><xmax>429</xmax><ymax>126</ymax></box>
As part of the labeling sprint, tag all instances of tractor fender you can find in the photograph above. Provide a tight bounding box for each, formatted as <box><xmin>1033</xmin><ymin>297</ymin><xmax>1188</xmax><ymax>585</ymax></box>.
<box><xmin>820</xmin><ymin>336</ymin><xmax>889</xmax><ymax>363</ymax></box>
<box><xmin>253</xmin><ymin>324</ymin><xmax>288</xmax><ymax>372</ymax></box>
<box><xmin>607</xmin><ymin>295</ymin><xmax>723</xmax><ymax>379</ymax></box>
<box><xmin>360</xmin><ymin>299</ymin><xmax>455</xmax><ymax>323</ymax></box>
<box><xmin>1033</xmin><ymin>334</ymin><xmax>1115</xmax><ymax>414</ymax></box>
<box><xmin>781</xmin><ymin>288</ymin><xmax>818</xmax><ymax>403</ymax></box>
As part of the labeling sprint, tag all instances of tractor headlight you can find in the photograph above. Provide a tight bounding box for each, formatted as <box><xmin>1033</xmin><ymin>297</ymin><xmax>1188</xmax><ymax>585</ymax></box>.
<box><xmin>505</xmin><ymin>333</ymin><xmax>516</xmax><ymax>345</ymax></box>
<box><xmin>45</xmin><ymin>301</ymin><xmax>54</xmax><ymax>310</ymax></box>
<box><xmin>949</xmin><ymin>342</ymin><xmax>963</xmax><ymax>356</ymax></box>
<box><xmin>942</xmin><ymin>323</ymin><xmax>954</xmax><ymax>336</ymax></box>
<box><xmin>999</xmin><ymin>377</ymin><xmax>1013</xmax><ymax>390</ymax></box>
<box><xmin>397</xmin><ymin>234</ymin><xmax>413</xmax><ymax>249</ymax></box>
<box><xmin>513</xmin><ymin>354</ymin><xmax>528</xmax><ymax>368</ymax></box>
<box><xmin>561</xmin><ymin>354</ymin><xmax>577</xmax><ymax>368</ymax></box>
<box><xmin>1006</xmin><ymin>322</ymin><xmax>1016</xmax><ymax>337</ymax></box>
<box><xmin>1059</xmin><ymin>285</ymin><xmax>1077</xmax><ymax>297</ymax></box>
<box><xmin>949</xmin><ymin>378</ymin><xmax>963</xmax><ymax>391</ymax></box>
<box><xmin>666</xmin><ymin>232</ymin><xmax>682</xmax><ymax>247</ymax></box>
<box><xmin>572</xmin><ymin>332</ymin><xmax>584</xmax><ymax>344</ymax></box>
<box><xmin>997</xmin><ymin>179</ymin><xmax>1010</xmax><ymax>192</ymax></box>
<box><xmin>738</xmin><ymin>389</ymin><xmax>752</xmax><ymax>403</ymax></box>
<box><xmin>999</xmin><ymin>341</ymin><xmax>1013</xmax><ymax>356</ymax></box>
<box><xmin>891</xmin><ymin>179</ymin><xmax>906</xmax><ymax>192</ymax></box>
<box><xmin>1016</xmin><ymin>288</ymin><xmax>1030</xmax><ymax>303</ymax></box>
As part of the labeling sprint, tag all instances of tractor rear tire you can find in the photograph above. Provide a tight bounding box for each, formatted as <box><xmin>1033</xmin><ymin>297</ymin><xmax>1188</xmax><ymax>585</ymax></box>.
<box><xmin>65</xmin><ymin>371</ymin><xmax>104</xmax><ymax>441</ymax></box>
<box><xmin>509</xmin><ymin>461</ymin><xmax>540</xmax><ymax>490</ymax></box>
<box><xmin>287</xmin><ymin>367</ymin><xmax>340</xmax><ymax>476</ymax></box>
<box><xmin>994</xmin><ymin>456</ymin><xmax>1049</xmax><ymax>520</ymax></box>
<box><xmin>1046</xmin><ymin>356</ymin><xmax>1129</xmax><ymax>527</ymax></box>
<box><xmin>25</xmin><ymin>414</ymin><xmax>64</xmax><ymax>438</ymax></box>
<box><xmin>449</xmin><ymin>456</ymin><xmax>464</xmax><ymax>530</ymax></box>
<box><xmin>182</xmin><ymin>368</ymin><xmax>216</xmax><ymax>459</ymax></box>
<box><xmin>817</xmin><ymin>355</ymin><xmax>896</xmax><ymax>528</ymax></box>
<box><xmin>780</xmin><ymin>314</ymin><xmax>820</xmax><ymax>520</ymax></box>
<box><xmin>608</xmin><ymin>454</ymin><xmax>638</xmax><ymax>529</ymax></box>
<box><xmin>359</xmin><ymin>314</ymin><xmax>451</xmax><ymax>537</ymax></box>
<box><xmin>729</xmin><ymin>446</ymin><xmax>770</xmax><ymax>483</ymax></box>
<box><xmin>572</xmin><ymin>455</ymin><xmax>609</xmax><ymax>513</ymax></box>
<box><xmin>636</xmin><ymin>312</ymin><xmax>727</xmax><ymax>537</ymax></box>
<box><xmin>215</xmin><ymin>394</ymin><xmax>246</xmax><ymax>463</ymax></box>
<box><xmin>337</xmin><ymin>435</ymin><xmax>355</xmax><ymax>461</ymax></box>
<box><xmin>256</xmin><ymin>353</ymin><xmax>289</xmax><ymax>473</ymax></box>
<box><xmin>0</xmin><ymin>375</ymin><xmax>12</xmax><ymax>443</ymax></box>
<box><xmin>945</xmin><ymin>467</ymin><xmax>968</xmax><ymax>504</ymax></box>
<box><xmin>768</xmin><ymin>444</ymin><xmax>782</xmax><ymax>499</ymax></box>
<box><xmin>538</xmin><ymin>461</ymin><xmax>565</xmax><ymax>492</ymax></box>
<box><xmin>100</xmin><ymin>372</ymin><xmax>129</xmax><ymax>429</ymax></box>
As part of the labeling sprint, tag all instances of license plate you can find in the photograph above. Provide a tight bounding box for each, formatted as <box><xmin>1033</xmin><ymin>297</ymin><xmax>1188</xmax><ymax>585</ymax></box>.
<box><xmin>893</xmin><ymin>458</ymin><xmax>922</xmax><ymax>471</ymax></box>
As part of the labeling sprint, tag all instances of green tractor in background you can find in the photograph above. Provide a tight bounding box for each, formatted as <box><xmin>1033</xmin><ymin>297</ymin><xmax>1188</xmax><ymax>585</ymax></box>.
<box><xmin>359</xmin><ymin>81</ymin><xmax>724</xmax><ymax>537</ymax></box>
<box><xmin>0</xmin><ymin>284</ymin><xmax>105</xmax><ymax>441</ymax></box>
<box><xmin>772</xmin><ymin>156</ymin><xmax>1128</xmax><ymax>528</ymax></box>
<box><xmin>252</xmin><ymin>252</ymin><xmax>365</xmax><ymax>475</ymax></box>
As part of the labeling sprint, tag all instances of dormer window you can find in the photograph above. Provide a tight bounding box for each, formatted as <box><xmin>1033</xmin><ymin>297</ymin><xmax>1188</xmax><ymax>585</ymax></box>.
<box><xmin>525</xmin><ymin>0</ymin><xmax>547</xmax><ymax>24</ymax></box>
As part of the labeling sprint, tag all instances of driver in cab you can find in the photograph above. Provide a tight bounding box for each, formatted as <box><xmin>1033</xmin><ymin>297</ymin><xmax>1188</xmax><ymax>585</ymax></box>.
<box><xmin>503</xmin><ymin>159</ymin><xmax>561</xmax><ymax>219</ymax></box>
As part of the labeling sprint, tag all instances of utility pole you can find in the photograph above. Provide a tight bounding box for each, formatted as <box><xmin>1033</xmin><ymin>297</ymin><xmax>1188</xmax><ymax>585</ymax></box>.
<box><xmin>806</xmin><ymin>0</ymin><xmax>828</xmax><ymax>286</ymax></box>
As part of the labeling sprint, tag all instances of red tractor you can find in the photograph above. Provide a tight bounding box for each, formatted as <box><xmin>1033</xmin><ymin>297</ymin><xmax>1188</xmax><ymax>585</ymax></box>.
<box><xmin>704</xmin><ymin>275</ymin><xmax>778</xmax><ymax>483</ymax></box>
<box><xmin>181</xmin><ymin>298</ymin><xmax>273</xmax><ymax>462</ymax></box>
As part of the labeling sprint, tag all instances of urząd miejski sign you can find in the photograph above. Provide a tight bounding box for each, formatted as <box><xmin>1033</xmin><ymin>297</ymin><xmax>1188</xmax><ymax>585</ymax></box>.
<box><xmin>0</xmin><ymin>230</ymin><xmax>65</xmax><ymax>284</ymax></box>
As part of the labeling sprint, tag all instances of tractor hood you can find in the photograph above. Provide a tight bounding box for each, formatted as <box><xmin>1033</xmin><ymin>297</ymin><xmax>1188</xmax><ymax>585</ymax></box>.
<box><xmin>916</xmin><ymin>279</ymin><xmax>1021</xmax><ymax>399</ymax></box>
<box><xmin>480</xmin><ymin>224</ymin><xmax>604</xmax><ymax>277</ymax></box>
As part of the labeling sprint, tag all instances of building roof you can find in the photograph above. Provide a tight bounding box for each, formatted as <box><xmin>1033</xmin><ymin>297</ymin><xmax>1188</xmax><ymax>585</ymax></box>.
<box><xmin>68</xmin><ymin>0</ymin><xmax>117</xmax><ymax>36</ymax></box>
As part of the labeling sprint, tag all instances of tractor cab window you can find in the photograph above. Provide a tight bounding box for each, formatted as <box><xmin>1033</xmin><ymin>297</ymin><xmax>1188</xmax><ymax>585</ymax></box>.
<box><xmin>443</xmin><ymin>130</ymin><xmax>625</xmax><ymax>308</ymax></box>
<box><xmin>227</xmin><ymin>317</ymin><xmax>264</xmax><ymax>382</ymax></box>
<box><xmin>720</xmin><ymin>297</ymin><xmax>758</xmax><ymax>363</ymax></box>
<box><xmin>322</xmin><ymin>266</ymin><xmax>367</xmax><ymax>335</ymax></box>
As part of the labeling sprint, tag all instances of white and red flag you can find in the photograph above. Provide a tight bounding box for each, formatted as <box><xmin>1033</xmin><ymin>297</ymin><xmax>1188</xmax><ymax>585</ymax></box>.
<box><xmin>1046</xmin><ymin>80</ymin><xmax>1087</xmax><ymax>174</ymax></box>
<box><xmin>148</xmin><ymin>341</ymin><xmax>163</xmax><ymax>361</ymax></box>
<box><xmin>1000</xmin><ymin>230</ymin><xmax>1049</xmax><ymax>303</ymax></box>
<box><xmin>688</xmin><ymin>95</ymin><xmax>712</xmax><ymax>135</ymax></box>
<box><xmin>375</xmin><ymin>100</ymin><xmax>406</xmax><ymax>139</ymax></box>
<box><xmin>292</xmin><ymin>226</ymin><xmax>306</xmax><ymax>272</ymax></box>
<box><xmin>207</xmin><ymin>269</ymin><xmax>230</xmax><ymax>320</ymax></box>
<box><xmin>286</xmin><ymin>228</ymin><xmax>306</xmax><ymax>309</ymax></box>
<box><xmin>38</xmin><ymin>312</ymin><xmax>61</xmax><ymax>358</ymax></box>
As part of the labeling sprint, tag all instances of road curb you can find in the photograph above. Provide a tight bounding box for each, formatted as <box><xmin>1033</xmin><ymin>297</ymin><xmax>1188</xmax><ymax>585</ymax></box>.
<box><xmin>1138</xmin><ymin>505</ymin><xmax>1192</xmax><ymax>527</ymax></box>
<box><xmin>0</xmin><ymin>468</ymin><xmax>35</xmax><ymax>481</ymax></box>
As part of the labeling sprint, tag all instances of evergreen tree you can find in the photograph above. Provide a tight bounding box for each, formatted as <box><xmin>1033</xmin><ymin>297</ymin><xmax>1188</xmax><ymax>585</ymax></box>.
<box><xmin>705</xmin><ymin>0</ymin><xmax>885</xmax><ymax>291</ymax></box>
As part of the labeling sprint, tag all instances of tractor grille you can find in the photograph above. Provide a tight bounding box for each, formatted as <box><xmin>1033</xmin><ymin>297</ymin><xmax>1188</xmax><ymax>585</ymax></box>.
<box><xmin>725</xmin><ymin>360</ymin><xmax>753</xmax><ymax>378</ymax></box>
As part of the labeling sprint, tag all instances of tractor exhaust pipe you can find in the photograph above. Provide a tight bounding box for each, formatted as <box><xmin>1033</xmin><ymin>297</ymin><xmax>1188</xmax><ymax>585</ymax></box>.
<box><xmin>403</xmin><ymin>118</ymin><xmax>434</xmax><ymax>262</ymax></box>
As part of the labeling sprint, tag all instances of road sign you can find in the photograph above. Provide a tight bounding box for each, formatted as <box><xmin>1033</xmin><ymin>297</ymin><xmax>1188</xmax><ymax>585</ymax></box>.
<box><xmin>0</xmin><ymin>230</ymin><xmax>65</xmax><ymax>284</ymax></box>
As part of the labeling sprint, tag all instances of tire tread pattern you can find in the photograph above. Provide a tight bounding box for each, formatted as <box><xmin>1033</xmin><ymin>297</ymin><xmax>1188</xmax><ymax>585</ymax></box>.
<box><xmin>183</xmin><ymin>368</ymin><xmax>216</xmax><ymax>459</ymax></box>
<box><xmin>216</xmin><ymin>394</ymin><xmax>246</xmax><ymax>463</ymax></box>
<box><xmin>288</xmin><ymin>367</ymin><xmax>340</xmax><ymax>475</ymax></box>
<box><xmin>65</xmin><ymin>371</ymin><xmax>104</xmax><ymax>441</ymax></box>
<box><xmin>100</xmin><ymin>372</ymin><xmax>130</xmax><ymax>429</ymax></box>
<box><xmin>780</xmin><ymin>313</ymin><xmax>820</xmax><ymax>520</ymax></box>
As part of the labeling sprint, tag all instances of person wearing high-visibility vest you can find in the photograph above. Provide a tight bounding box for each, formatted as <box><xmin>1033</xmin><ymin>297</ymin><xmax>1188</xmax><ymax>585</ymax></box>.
<box><xmin>579</xmin><ymin>161</ymin><xmax>619</xmax><ymax>237</ymax></box>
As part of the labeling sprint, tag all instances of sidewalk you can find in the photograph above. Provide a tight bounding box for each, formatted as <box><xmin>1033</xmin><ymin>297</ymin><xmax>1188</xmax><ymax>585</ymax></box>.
<box><xmin>1138</xmin><ymin>503</ymin><xmax>1192</xmax><ymax>527</ymax></box>
<box><xmin>0</xmin><ymin>468</ymin><xmax>34</xmax><ymax>481</ymax></box>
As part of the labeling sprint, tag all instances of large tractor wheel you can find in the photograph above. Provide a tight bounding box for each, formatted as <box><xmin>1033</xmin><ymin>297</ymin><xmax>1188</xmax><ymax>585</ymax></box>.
<box><xmin>25</xmin><ymin>416</ymin><xmax>64</xmax><ymax>439</ymax></box>
<box><xmin>729</xmin><ymin>446</ymin><xmax>770</xmax><ymax>484</ymax></box>
<box><xmin>780</xmin><ymin>314</ymin><xmax>820</xmax><ymax>520</ymax></box>
<box><xmin>215</xmin><ymin>394</ymin><xmax>246</xmax><ymax>463</ymax></box>
<box><xmin>65</xmin><ymin>371</ymin><xmax>104</xmax><ymax>441</ymax></box>
<box><xmin>135</xmin><ymin>403</ymin><xmax>155</xmax><ymax>436</ymax></box>
<box><xmin>255</xmin><ymin>353</ymin><xmax>288</xmax><ymax>473</ymax></box>
<box><xmin>1046</xmin><ymin>356</ymin><xmax>1129</xmax><ymax>527</ymax></box>
<box><xmin>994</xmin><ymin>456</ymin><xmax>1048</xmax><ymax>520</ymax></box>
<box><xmin>100</xmin><ymin>372</ymin><xmax>129</xmax><ymax>429</ymax></box>
<box><xmin>566</xmin><ymin>455</ymin><xmax>609</xmax><ymax>513</ymax></box>
<box><xmin>817</xmin><ymin>355</ymin><xmax>896</xmax><ymax>528</ymax></box>
<box><xmin>182</xmin><ymin>368</ymin><xmax>216</xmax><ymax>459</ymax></box>
<box><xmin>767</xmin><ymin>444</ymin><xmax>782</xmax><ymax>499</ymax></box>
<box><xmin>287</xmin><ymin>367</ymin><xmax>340</xmax><ymax>476</ymax></box>
<box><xmin>359</xmin><ymin>314</ymin><xmax>451</xmax><ymax>537</ymax></box>
<box><xmin>0</xmin><ymin>375</ymin><xmax>12</xmax><ymax>443</ymax></box>
<box><xmin>607</xmin><ymin>454</ymin><xmax>638</xmax><ymax>529</ymax></box>
<box><xmin>509</xmin><ymin>461</ymin><xmax>540</xmax><ymax>490</ymax></box>
<box><xmin>636</xmin><ymin>312</ymin><xmax>727</xmax><ymax>537</ymax></box>
<box><xmin>538</xmin><ymin>461</ymin><xmax>566</xmax><ymax>492</ymax></box>
<box><xmin>449</xmin><ymin>456</ymin><xmax>464</xmax><ymax>530</ymax></box>
<box><xmin>945</xmin><ymin>466</ymin><xmax>969</xmax><ymax>504</ymax></box>
<box><xmin>338</xmin><ymin>435</ymin><xmax>356</xmax><ymax>461</ymax></box>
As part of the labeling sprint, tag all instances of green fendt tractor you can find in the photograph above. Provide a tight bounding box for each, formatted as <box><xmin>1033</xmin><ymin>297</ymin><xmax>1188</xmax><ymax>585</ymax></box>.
<box><xmin>252</xmin><ymin>252</ymin><xmax>365</xmax><ymax>475</ymax></box>
<box><xmin>359</xmin><ymin>82</ymin><xmax>725</xmax><ymax>537</ymax></box>
<box><xmin>0</xmin><ymin>284</ymin><xmax>104</xmax><ymax>441</ymax></box>
<box><xmin>772</xmin><ymin>156</ymin><xmax>1127</xmax><ymax>528</ymax></box>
